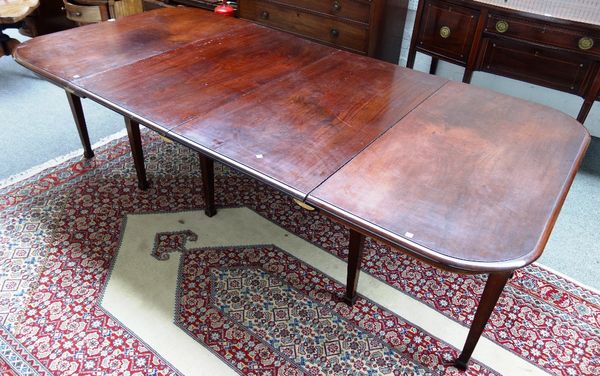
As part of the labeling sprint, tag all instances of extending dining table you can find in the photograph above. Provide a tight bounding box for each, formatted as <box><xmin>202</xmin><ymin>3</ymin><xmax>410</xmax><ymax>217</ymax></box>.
<box><xmin>13</xmin><ymin>7</ymin><xmax>590</xmax><ymax>370</ymax></box>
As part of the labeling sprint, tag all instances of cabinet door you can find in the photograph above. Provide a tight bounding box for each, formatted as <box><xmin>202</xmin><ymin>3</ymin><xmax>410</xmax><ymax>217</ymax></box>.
<box><xmin>416</xmin><ymin>0</ymin><xmax>479</xmax><ymax>64</ymax></box>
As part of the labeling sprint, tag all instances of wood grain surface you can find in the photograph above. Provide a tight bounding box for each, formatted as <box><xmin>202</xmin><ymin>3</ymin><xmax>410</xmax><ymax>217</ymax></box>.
<box><xmin>170</xmin><ymin>50</ymin><xmax>446</xmax><ymax>196</ymax></box>
<box><xmin>308</xmin><ymin>82</ymin><xmax>590</xmax><ymax>271</ymax></box>
<box><xmin>13</xmin><ymin>8</ymin><xmax>244</xmax><ymax>84</ymax></box>
<box><xmin>75</xmin><ymin>25</ymin><xmax>334</xmax><ymax>132</ymax></box>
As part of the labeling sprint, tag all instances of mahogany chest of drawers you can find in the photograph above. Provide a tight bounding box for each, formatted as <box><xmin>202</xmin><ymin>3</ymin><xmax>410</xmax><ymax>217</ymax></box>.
<box><xmin>239</xmin><ymin>0</ymin><xmax>405</xmax><ymax>62</ymax></box>
<box><xmin>406</xmin><ymin>0</ymin><xmax>600</xmax><ymax>123</ymax></box>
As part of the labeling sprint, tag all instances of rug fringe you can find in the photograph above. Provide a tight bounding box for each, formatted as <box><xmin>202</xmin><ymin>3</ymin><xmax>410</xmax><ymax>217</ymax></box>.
<box><xmin>0</xmin><ymin>129</ymin><xmax>127</xmax><ymax>190</ymax></box>
<box><xmin>534</xmin><ymin>262</ymin><xmax>600</xmax><ymax>294</ymax></box>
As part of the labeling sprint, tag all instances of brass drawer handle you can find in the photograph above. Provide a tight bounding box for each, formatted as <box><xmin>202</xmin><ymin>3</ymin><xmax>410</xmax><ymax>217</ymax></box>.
<box><xmin>330</xmin><ymin>28</ymin><xmax>339</xmax><ymax>37</ymax></box>
<box><xmin>579</xmin><ymin>36</ymin><xmax>594</xmax><ymax>50</ymax></box>
<box><xmin>260</xmin><ymin>10</ymin><xmax>269</xmax><ymax>20</ymax></box>
<box><xmin>68</xmin><ymin>11</ymin><xmax>82</xmax><ymax>17</ymax></box>
<box><xmin>332</xmin><ymin>1</ymin><xmax>341</xmax><ymax>12</ymax></box>
<box><xmin>495</xmin><ymin>20</ymin><xmax>509</xmax><ymax>33</ymax></box>
<box><xmin>292</xmin><ymin>198</ymin><xmax>315</xmax><ymax>211</ymax></box>
<box><xmin>439</xmin><ymin>26</ymin><xmax>451</xmax><ymax>38</ymax></box>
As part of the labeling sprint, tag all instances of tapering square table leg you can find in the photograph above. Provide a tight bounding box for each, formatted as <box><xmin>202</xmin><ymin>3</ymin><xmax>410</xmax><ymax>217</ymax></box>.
<box><xmin>343</xmin><ymin>229</ymin><xmax>366</xmax><ymax>305</ymax></box>
<box><xmin>65</xmin><ymin>91</ymin><xmax>94</xmax><ymax>159</ymax></box>
<box><xmin>454</xmin><ymin>271</ymin><xmax>513</xmax><ymax>370</ymax></box>
<box><xmin>199</xmin><ymin>154</ymin><xmax>216</xmax><ymax>217</ymax></box>
<box><xmin>124</xmin><ymin>117</ymin><xmax>149</xmax><ymax>190</ymax></box>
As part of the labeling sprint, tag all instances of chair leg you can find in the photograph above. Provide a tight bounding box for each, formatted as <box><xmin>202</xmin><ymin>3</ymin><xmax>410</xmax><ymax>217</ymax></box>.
<box><xmin>199</xmin><ymin>154</ymin><xmax>216</xmax><ymax>217</ymax></box>
<box><xmin>124</xmin><ymin>117</ymin><xmax>149</xmax><ymax>190</ymax></box>
<box><xmin>454</xmin><ymin>271</ymin><xmax>512</xmax><ymax>370</ymax></box>
<box><xmin>343</xmin><ymin>229</ymin><xmax>366</xmax><ymax>305</ymax></box>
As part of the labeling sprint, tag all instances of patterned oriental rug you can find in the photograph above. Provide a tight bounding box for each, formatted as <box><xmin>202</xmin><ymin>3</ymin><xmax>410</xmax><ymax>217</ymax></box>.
<box><xmin>0</xmin><ymin>132</ymin><xmax>598</xmax><ymax>375</ymax></box>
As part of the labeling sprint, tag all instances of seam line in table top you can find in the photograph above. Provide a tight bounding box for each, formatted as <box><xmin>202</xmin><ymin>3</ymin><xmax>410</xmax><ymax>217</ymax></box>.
<box><xmin>70</xmin><ymin>23</ymin><xmax>252</xmax><ymax>87</ymax></box>
<box><xmin>13</xmin><ymin>23</ymin><xmax>251</xmax><ymax>100</ymax></box>
<box><xmin>164</xmin><ymin>47</ymin><xmax>338</xmax><ymax>135</ymax></box>
<box><xmin>161</xmin><ymin>50</ymin><xmax>347</xmax><ymax>188</ymax></box>
<box><xmin>304</xmin><ymin>80</ymin><xmax>452</xmax><ymax>202</ymax></box>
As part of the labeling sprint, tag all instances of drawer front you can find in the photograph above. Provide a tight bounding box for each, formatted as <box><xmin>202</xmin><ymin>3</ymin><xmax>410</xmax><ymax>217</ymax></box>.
<box><xmin>270</xmin><ymin>0</ymin><xmax>371</xmax><ymax>24</ymax></box>
<box><xmin>416</xmin><ymin>0</ymin><xmax>480</xmax><ymax>63</ymax></box>
<box><xmin>239</xmin><ymin>0</ymin><xmax>369</xmax><ymax>53</ymax></box>
<box><xmin>486</xmin><ymin>13</ymin><xmax>600</xmax><ymax>57</ymax></box>
<box><xmin>480</xmin><ymin>38</ymin><xmax>593</xmax><ymax>95</ymax></box>
<box><xmin>63</xmin><ymin>1</ymin><xmax>109</xmax><ymax>24</ymax></box>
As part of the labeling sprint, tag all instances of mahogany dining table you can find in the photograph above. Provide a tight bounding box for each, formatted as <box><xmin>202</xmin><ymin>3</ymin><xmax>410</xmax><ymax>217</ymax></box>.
<box><xmin>13</xmin><ymin>7</ymin><xmax>590</xmax><ymax>370</ymax></box>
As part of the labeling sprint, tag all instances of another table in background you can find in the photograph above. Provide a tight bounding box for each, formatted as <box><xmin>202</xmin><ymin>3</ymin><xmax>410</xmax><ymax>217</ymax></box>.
<box><xmin>0</xmin><ymin>0</ymin><xmax>38</xmax><ymax>55</ymax></box>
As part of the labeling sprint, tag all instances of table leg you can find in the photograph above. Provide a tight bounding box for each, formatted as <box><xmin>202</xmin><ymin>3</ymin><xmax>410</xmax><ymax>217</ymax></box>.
<box><xmin>462</xmin><ymin>69</ymin><xmax>474</xmax><ymax>84</ymax></box>
<box><xmin>429</xmin><ymin>57</ymin><xmax>439</xmax><ymax>75</ymax></box>
<box><xmin>124</xmin><ymin>117</ymin><xmax>149</xmax><ymax>190</ymax></box>
<box><xmin>577</xmin><ymin>100</ymin><xmax>593</xmax><ymax>124</ymax></box>
<box><xmin>199</xmin><ymin>154</ymin><xmax>216</xmax><ymax>217</ymax></box>
<box><xmin>406</xmin><ymin>49</ymin><xmax>417</xmax><ymax>69</ymax></box>
<box><xmin>66</xmin><ymin>91</ymin><xmax>94</xmax><ymax>159</ymax></box>
<box><xmin>454</xmin><ymin>271</ymin><xmax>512</xmax><ymax>370</ymax></box>
<box><xmin>343</xmin><ymin>229</ymin><xmax>366</xmax><ymax>305</ymax></box>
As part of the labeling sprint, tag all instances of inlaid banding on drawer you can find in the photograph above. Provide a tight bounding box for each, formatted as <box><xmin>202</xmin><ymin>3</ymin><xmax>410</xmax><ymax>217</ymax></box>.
<box><xmin>480</xmin><ymin>37</ymin><xmax>593</xmax><ymax>95</ymax></box>
<box><xmin>270</xmin><ymin>0</ymin><xmax>372</xmax><ymax>24</ymax></box>
<box><xmin>416</xmin><ymin>0</ymin><xmax>480</xmax><ymax>64</ymax></box>
<box><xmin>486</xmin><ymin>13</ymin><xmax>600</xmax><ymax>57</ymax></box>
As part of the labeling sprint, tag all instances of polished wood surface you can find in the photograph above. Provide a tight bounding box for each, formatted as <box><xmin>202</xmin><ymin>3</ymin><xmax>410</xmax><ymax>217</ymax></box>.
<box><xmin>75</xmin><ymin>25</ymin><xmax>335</xmax><ymax>133</ymax></box>
<box><xmin>13</xmin><ymin>8</ymin><xmax>590</xmax><ymax>369</ymax></box>
<box><xmin>14</xmin><ymin>8</ymin><xmax>244</xmax><ymax>85</ymax></box>
<box><xmin>308</xmin><ymin>82</ymin><xmax>590</xmax><ymax>271</ymax></box>
<box><xmin>170</xmin><ymin>50</ymin><xmax>445</xmax><ymax>197</ymax></box>
<box><xmin>407</xmin><ymin>0</ymin><xmax>600</xmax><ymax>123</ymax></box>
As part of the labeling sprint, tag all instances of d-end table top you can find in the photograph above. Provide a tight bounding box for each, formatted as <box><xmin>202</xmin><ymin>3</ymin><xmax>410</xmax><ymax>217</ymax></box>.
<box><xmin>308</xmin><ymin>82</ymin><xmax>590</xmax><ymax>271</ymax></box>
<box><xmin>13</xmin><ymin>7</ymin><xmax>245</xmax><ymax>86</ymax></box>
<box><xmin>13</xmin><ymin>7</ymin><xmax>590</xmax><ymax>273</ymax></box>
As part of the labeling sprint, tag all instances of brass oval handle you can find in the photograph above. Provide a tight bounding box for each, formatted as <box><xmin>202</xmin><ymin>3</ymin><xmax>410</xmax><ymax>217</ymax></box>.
<box><xmin>579</xmin><ymin>36</ymin><xmax>594</xmax><ymax>50</ymax></box>
<box><xmin>332</xmin><ymin>1</ymin><xmax>341</xmax><ymax>11</ymax></box>
<box><xmin>260</xmin><ymin>10</ymin><xmax>269</xmax><ymax>20</ymax></box>
<box><xmin>439</xmin><ymin>26</ymin><xmax>451</xmax><ymax>39</ymax></box>
<box><xmin>495</xmin><ymin>20</ymin><xmax>509</xmax><ymax>33</ymax></box>
<box><xmin>68</xmin><ymin>11</ymin><xmax>82</xmax><ymax>17</ymax></box>
<box><xmin>330</xmin><ymin>28</ymin><xmax>339</xmax><ymax>37</ymax></box>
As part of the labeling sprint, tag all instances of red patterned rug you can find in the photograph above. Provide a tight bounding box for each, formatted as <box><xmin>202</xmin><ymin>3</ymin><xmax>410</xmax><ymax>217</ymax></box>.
<box><xmin>0</xmin><ymin>132</ymin><xmax>598</xmax><ymax>375</ymax></box>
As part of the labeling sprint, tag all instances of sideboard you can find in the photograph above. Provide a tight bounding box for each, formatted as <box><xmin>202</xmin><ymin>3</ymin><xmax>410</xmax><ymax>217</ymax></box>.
<box><xmin>406</xmin><ymin>0</ymin><xmax>600</xmax><ymax>123</ymax></box>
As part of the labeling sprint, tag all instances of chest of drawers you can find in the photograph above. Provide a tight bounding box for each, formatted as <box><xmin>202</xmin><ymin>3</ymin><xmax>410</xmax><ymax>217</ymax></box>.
<box><xmin>239</xmin><ymin>0</ymin><xmax>404</xmax><ymax>61</ymax></box>
<box><xmin>406</xmin><ymin>0</ymin><xmax>600</xmax><ymax>123</ymax></box>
